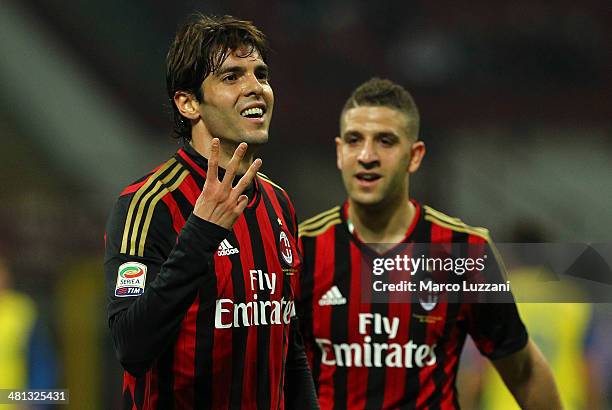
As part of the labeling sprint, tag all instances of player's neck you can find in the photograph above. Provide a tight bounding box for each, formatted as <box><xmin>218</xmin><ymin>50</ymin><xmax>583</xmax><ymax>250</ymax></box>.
<box><xmin>348</xmin><ymin>196</ymin><xmax>415</xmax><ymax>244</ymax></box>
<box><xmin>191</xmin><ymin>134</ymin><xmax>255</xmax><ymax>175</ymax></box>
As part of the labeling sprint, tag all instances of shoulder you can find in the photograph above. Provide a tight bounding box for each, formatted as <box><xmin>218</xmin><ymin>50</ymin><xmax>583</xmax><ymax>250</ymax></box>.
<box><xmin>106</xmin><ymin>157</ymin><xmax>190</xmax><ymax>256</ymax></box>
<box><xmin>256</xmin><ymin>172</ymin><xmax>286</xmax><ymax>192</ymax></box>
<box><xmin>117</xmin><ymin>157</ymin><xmax>190</xmax><ymax>201</ymax></box>
<box><xmin>298</xmin><ymin>206</ymin><xmax>343</xmax><ymax>238</ymax></box>
<box><xmin>422</xmin><ymin>205</ymin><xmax>492</xmax><ymax>242</ymax></box>
<box><xmin>256</xmin><ymin>172</ymin><xmax>296</xmax><ymax>211</ymax></box>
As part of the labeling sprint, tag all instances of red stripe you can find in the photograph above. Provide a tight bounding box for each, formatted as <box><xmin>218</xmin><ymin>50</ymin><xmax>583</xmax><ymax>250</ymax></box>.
<box><xmin>173</xmin><ymin>294</ymin><xmax>199</xmax><ymax>409</ymax></box>
<box><xmin>255</xmin><ymin>196</ymin><xmax>287</xmax><ymax>409</ymax></box>
<box><xmin>230</xmin><ymin>215</ymin><xmax>258</xmax><ymax>410</ymax></box>
<box><xmin>161</xmin><ymin>193</ymin><xmax>186</xmax><ymax>235</ymax></box>
<box><xmin>212</xmin><ymin>252</ymin><xmax>233</xmax><ymax>409</ymax></box>
<box><xmin>178</xmin><ymin>174</ymin><xmax>200</xmax><ymax>206</ymax></box>
<box><xmin>346</xmin><ymin>242</ymin><xmax>369</xmax><ymax>409</ymax></box>
<box><xmin>178</xmin><ymin>149</ymin><xmax>207</xmax><ymax>178</ymax></box>
<box><xmin>312</xmin><ymin>228</ymin><xmax>336</xmax><ymax>409</ymax></box>
<box><xmin>120</xmin><ymin>179</ymin><xmax>148</xmax><ymax>196</ymax></box>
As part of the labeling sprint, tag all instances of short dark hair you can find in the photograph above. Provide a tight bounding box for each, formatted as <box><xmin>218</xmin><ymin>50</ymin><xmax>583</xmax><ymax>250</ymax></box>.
<box><xmin>166</xmin><ymin>14</ymin><xmax>270</xmax><ymax>142</ymax></box>
<box><xmin>342</xmin><ymin>78</ymin><xmax>420</xmax><ymax>139</ymax></box>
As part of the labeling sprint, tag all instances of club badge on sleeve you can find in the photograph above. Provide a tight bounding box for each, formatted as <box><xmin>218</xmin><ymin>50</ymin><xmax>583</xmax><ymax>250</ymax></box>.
<box><xmin>115</xmin><ymin>261</ymin><xmax>147</xmax><ymax>297</ymax></box>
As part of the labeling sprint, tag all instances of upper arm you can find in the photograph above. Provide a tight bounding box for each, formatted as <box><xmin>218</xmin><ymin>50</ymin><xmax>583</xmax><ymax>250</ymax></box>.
<box><xmin>104</xmin><ymin>195</ymin><xmax>177</xmax><ymax>320</ymax></box>
<box><xmin>491</xmin><ymin>338</ymin><xmax>535</xmax><ymax>384</ymax></box>
<box><xmin>467</xmin><ymin>238</ymin><xmax>528</xmax><ymax>359</ymax></box>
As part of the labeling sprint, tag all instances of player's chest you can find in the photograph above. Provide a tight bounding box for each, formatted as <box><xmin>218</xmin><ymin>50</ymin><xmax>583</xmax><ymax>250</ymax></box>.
<box><xmin>210</xmin><ymin>210</ymin><xmax>300</xmax><ymax>301</ymax></box>
<box><xmin>309</xmin><ymin>261</ymin><xmax>467</xmax><ymax>346</ymax></box>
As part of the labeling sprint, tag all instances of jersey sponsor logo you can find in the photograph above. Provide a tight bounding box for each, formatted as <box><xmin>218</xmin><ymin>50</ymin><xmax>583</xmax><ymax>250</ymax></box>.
<box><xmin>278</xmin><ymin>231</ymin><xmax>293</xmax><ymax>266</ymax></box>
<box><xmin>215</xmin><ymin>296</ymin><xmax>295</xmax><ymax>329</ymax></box>
<box><xmin>214</xmin><ymin>269</ymin><xmax>295</xmax><ymax>328</ymax></box>
<box><xmin>115</xmin><ymin>261</ymin><xmax>147</xmax><ymax>297</ymax></box>
<box><xmin>318</xmin><ymin>285</ymin><xmax>347</xmax><ymax>306</ymax></box>
<box><xmin>315</xmin><ymin>313</ymin><xmax>437</xmax><ymax>368</ymax></box>
<box><xmin>315</xmin><ymin>337</ymin><xmax>437</xmax><ymax>368</ymax></box>
<box><xmin>217</xmin><ymin>239</ymin><xmax>239</xmax><ymax>256</ymax></box>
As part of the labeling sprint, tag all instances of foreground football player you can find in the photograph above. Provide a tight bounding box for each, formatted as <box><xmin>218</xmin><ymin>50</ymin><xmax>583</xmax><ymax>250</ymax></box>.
<box><xmin>297</xmin><ymin>78</ymin><xmax>560</xmax><ymax>409</ymax></box>
<box><xmin>105</xmin><ymin>14</ymin><xmax>317</xmax><ymax>409</ymax></box>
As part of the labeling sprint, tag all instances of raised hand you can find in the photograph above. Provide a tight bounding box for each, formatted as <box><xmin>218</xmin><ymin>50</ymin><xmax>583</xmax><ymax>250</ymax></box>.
<box><xmin>193</xmin><ymin>138</ymin><xmax>262</xmax><ymax>229</ymax></box>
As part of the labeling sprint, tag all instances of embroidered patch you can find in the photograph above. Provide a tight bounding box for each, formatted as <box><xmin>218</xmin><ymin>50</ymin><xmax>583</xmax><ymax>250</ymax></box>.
<box><xmin>115</xmin><ymin>261</ymin><xmax>147</xmax><ymax>297</ymax></box>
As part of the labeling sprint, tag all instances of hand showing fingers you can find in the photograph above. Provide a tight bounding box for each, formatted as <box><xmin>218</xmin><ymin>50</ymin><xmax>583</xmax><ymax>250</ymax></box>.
<box><xmin>194</xmin><ymin>138</ymin><xmax>262</xmax><ymax>229</ymax></box>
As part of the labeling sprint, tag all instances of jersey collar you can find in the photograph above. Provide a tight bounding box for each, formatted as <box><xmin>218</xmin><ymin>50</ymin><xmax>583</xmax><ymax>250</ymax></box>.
<box><xmin>177</xmin><ymin>143</ymin><xmax>259</xmax><ymax>208</ymax></box>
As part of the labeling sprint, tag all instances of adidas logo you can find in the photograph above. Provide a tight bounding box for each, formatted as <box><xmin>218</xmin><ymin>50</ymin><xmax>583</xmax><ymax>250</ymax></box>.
<box><xmin>217</xmin><ymin>239</ymin><xmax>239</xmax><ymax>256</ymax></box>
<box><xmin>318</xmin><ymin>286</ymin><xmax>347</xmax><ymax>306</ymax></box>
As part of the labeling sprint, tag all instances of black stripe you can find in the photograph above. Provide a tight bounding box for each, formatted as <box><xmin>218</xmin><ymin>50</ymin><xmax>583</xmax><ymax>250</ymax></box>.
<box><xmin>269</xmin><ymin>183</ymin><xmax>296</xmax><ymax>236</ymax></box>
<box><xmin>134</xmin><ymin>375</ymin><xmax>146</xmax><ymax>409</ymax></box>
<box><xmin>193</xmin><ymin>261</ymin><xmax>218</xmax><ymax>410</ymax></box>
<box><xmin>156</xmin><ymin>347</ymin><xmax>175</xmax><ymax>409</ymax></box>
<box><xmin>122</xmin><ymin>385</ymin><xmax>134</xmax><ymax>410</ymax></box>
<box><xmin>400</xmin><ymin>215</ymin><xmax>431</xmax><ymax>409</ymax></box>
<box><xmin>171</xmin><ymin>186</ymin><xmax>194</xmax><ymax>223</ymax></box>
<box><xmin>331</xmin><ymin>226</ymin><xmax>351</xmax><ymax>410</ymax></box>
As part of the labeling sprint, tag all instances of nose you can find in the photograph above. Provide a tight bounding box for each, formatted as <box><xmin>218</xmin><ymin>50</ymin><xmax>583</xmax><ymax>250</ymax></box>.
<box><xmin>357</xmin><ymin>139</ymin><xmax>379</xmax><ymax>168</ymax></box>
<box><xmin>242</xmin><ymin>72</ymin><xmax>264</xmax><ymax>97</ymax></box>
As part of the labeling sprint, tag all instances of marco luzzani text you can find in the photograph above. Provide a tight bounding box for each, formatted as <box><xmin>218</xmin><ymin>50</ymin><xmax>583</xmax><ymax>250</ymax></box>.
<box><xmin>371</xmin><ymin>254</ymin><xmax>511</xmax><ymax>293</ymax></box>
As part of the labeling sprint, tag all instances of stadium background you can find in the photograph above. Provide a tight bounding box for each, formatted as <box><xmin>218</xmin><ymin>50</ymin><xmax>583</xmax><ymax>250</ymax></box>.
<box><xmin>0</xmin><ymin>0</ymin><xmax>610</xmax><ymax>408</ymax></box>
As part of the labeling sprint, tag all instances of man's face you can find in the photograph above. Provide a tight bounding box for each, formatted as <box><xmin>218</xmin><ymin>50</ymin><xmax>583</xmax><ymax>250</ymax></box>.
<box><xmin>336</xmin><ymin>106</ymin><xmax>422</xmax><ymax>207</ymax></box>
<box><xmin>198</xmin><ymin>47</ymin><xmax>273</xmax><ymax>145</ymax></box>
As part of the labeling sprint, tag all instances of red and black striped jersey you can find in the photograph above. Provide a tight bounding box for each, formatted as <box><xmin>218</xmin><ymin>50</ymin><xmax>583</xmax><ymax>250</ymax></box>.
<box><xmin>297</xmin><ymin>200</ymin><xmax>528</xmax><ymax>410</ymax></box>
<box><xmin>104</xmin><ymin>144</ymin><xmax>310</xmax><ymax>409</ymax></box>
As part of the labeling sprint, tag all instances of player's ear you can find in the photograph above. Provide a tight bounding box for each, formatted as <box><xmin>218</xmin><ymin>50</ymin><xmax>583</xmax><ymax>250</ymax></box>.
<box><xmin>174</xmin><ymin>91</ymin><xmax>200</xmax><ymax>120</ymax></box>
<box><xmin>335</xmin><ymin>136</ymin><xmax>343</xmax><ymax>170</ymax></box>
<box><xmin>408</xmin><ymin>141</ymin><xmax>426</xmax><ymax>173</ymax></box>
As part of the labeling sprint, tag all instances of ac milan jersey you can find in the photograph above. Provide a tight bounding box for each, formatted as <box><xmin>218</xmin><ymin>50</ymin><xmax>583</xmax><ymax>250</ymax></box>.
<box><xmin>104</xmin><ymin>144</ymin><xmax>306</xmax><ymax>409</ymax></box>
<box><xmin>297</xmin><ymin>201</ymin><xmax>528</xmax><ymax>410</ymax></box>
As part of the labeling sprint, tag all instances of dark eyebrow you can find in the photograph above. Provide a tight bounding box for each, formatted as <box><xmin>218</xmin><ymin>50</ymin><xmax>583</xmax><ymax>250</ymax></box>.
<box><xmin>342</xmin><ymin>130</ymin><xmax>362</xmax><ymax>138</ymax></box>
<box><xmin>375</xmin><ymin>131</ymin><xmax>399</xmax><ymax>139</ymax></box>
<box><xmin>215</xmin><ymin>65</ymin><xmax>245</xmax><ymax>77</ymax></box>
<box><xmin>215</xmin><ymin>63</ymin><xmax>269</xmax><ymax>77</ymax></box>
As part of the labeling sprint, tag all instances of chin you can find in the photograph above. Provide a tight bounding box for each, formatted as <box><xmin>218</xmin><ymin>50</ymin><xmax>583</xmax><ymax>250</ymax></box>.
<box><xmin>242</xmin><ymin>131</ymin><xmax>269</xmax><ymax>145</ymax></box>
<box><xmin>349</xmin><ymin>192</ymin><xmax>384</xmax><ymax>208</ymax></box>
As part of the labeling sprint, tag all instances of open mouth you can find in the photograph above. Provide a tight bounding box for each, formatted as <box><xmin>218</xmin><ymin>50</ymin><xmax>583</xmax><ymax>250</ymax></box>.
<box><xmin>355</xmin><ymin>172</ymin><xmax>381</xmax><ymax>182</ymax></box>
<box><xmin>240</xmin><ymin>107</ymin><xmax>265</xmax><ymax>119</ymax></box>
